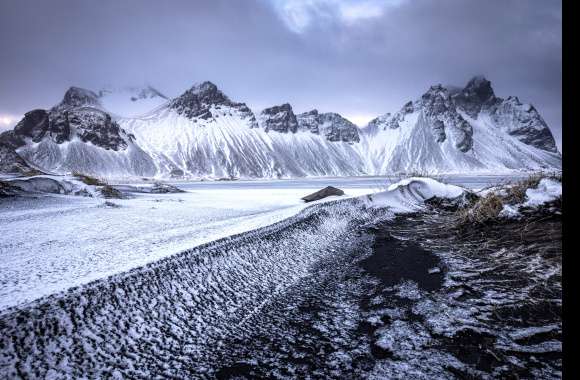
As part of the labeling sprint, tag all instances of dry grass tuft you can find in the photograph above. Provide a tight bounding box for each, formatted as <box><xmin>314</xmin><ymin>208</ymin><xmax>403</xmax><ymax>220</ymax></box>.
<box><xmin>456</xmin><ymin>193</ymin><xmax>503</xmax><ymax>225</ymax></box>
<box><xmin>453</xmin><ymin>171</ymin><xmax>561</xmax><ymax>227</ymax></box>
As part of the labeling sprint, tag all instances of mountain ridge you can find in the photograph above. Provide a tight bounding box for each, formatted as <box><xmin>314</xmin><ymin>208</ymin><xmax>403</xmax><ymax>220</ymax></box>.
<box><xmin>0</xmin><ymin>76</ymin><xmax>561</xmax><ymax>178</ymax></box>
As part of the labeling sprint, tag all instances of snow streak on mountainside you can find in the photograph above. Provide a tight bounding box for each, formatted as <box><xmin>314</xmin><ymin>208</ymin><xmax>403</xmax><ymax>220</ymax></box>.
<box><xmin>0</xmin><ymin>77</ymin><xmax>561</xmax><ymax>178</ymax></box>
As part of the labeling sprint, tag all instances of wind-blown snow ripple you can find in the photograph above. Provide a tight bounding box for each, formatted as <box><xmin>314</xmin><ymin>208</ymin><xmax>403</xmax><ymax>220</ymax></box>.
<box><xmin>0</xmin><ymin>199</ymin><xmax>390</xmax><ymax>378</ymax></box>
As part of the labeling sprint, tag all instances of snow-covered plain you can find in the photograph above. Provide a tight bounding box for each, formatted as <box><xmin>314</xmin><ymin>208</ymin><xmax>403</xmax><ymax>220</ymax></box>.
<box><xmin>0</xmin><ymin>175</ymin><xmax>520</xmax><ymax>311</ymax></box>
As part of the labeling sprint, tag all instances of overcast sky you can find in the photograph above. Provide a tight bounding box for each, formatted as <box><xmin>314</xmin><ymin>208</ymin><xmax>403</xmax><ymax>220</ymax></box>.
<box><xmin>0</xmin><ymin>0</ymin><xmax>562</xmax><ymax>149</ymax></box>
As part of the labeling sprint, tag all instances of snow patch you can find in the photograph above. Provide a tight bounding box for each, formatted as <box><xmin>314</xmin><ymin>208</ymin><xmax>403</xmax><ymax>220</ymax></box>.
<box><xmin>524</xmin><ymin>178</ymin><xmax>562</xmax><ymax>207</ymax></box>
<box><xmin>364</xmin><ymin>177</ymin><xmax>466</xmax><ymax>212</ymax></box>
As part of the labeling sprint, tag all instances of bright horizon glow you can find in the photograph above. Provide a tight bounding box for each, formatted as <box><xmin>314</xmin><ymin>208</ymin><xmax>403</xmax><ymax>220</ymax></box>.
<box><xmin>0</xmin><ymin>114</ymin><xmax>20</xmax><ymax>128</ymax></box>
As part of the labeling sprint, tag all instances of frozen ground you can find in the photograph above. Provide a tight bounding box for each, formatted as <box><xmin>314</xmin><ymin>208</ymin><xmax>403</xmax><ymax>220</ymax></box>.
<box><xmin>0</xmin><ymin>175</ymin><xmax>519</xmax><ymax>311</ymax></box>
<box><xmin>0</xmin><ymin>176</ymin><xmax>560</xmax><ymax>378</ymax></box>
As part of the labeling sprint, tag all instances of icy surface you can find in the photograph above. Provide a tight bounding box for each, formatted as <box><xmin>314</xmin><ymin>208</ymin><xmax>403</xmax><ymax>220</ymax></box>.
<box><xmin>0</xmin><ymin>180</ymin><xmax>370</xmax><ymax>310</ymax></box>
<box><xmin>0</xmin><ymin>175</ymin><xmax>521</xmax><ymax>311</ymax></box>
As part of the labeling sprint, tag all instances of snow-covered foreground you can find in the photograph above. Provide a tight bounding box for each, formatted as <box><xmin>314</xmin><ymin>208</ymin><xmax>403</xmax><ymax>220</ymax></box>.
<box><xmin>0</xmin><ymin>186</ymin><xmax>362</xmax><ymax>311</ymax></box>
<box><xmin>0</xmin><ymin>175</ymin><xmax>516</xmax><ymax>311</ymax></box>
<box><xmin>0</xmin><ymin>176</ymin><xmax>560</xmax><ymax>378</ymax></box>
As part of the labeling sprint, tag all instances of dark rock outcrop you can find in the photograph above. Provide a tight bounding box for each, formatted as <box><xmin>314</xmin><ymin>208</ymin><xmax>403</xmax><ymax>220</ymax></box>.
<box><xmin>301</xmin><ymin>186</ymin><xmax>345</xmax><ymax>202</ymax></box>
<box><xmin>0</xmin><ymin>132</ymin><xmax>39</xmax><ymax>175</ymax></box>
<box><xmin>53</xmin><ymin>87</ymin><xmax>102</xmax><ymax>111</ymax></box>
<box><xmin>13</xmin><ymin>109</ymin><xmax>51</xmax><ymax>142</ymax></box>
<box><xmin>169</xmin><ymin>81</ymin><xmax>257</xmax><ymax>126</ymax></box>
<box><xmin>259</xmin><ymin>103</ymin><xmax>298</xmax><ymax>133</ymax></box>
<box><xmin>489</xmin><ymin>96</ymin><xmax>558</xmax><ymax>152</ymax></box>
<box><xmin>420</xmin><ymin>84</ymin><xmax>474</xmax><ymax>152</ymax></box>
<box><xmin>296</xmin><ymin>109</ymin><xmax>320</xmax><ymax>134</ymax></box>
<box><xmin>3</xmin><ymin>87</ymin><xmax>134</xmax><ymax>156</ymax></box>
<box><xmin>296</xmin><ymin>110</ymin><xmax>360</xmax><ymax>143</ymax></box>
<box><xmin>452</xmin><ymin>75</ymin><xmax>499</xmax><ymax>118</ymax></box>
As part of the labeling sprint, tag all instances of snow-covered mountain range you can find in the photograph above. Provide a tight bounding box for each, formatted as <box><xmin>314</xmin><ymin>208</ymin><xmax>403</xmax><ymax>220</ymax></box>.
<box><xmin>0</xmin><ymin>76</ymin><xmax>561</xmax><ymax>178</ymax></box>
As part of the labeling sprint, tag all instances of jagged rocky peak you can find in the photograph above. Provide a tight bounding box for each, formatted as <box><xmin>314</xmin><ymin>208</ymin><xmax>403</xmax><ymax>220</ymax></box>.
<box><xmin>452</xmin><ymin>75</ymin><xmax>557</xmax><ymax>152</ymax></box>
<box><xmin>297</xmin><ymin>110</ymin><xmax>360</xmax><ymax>143</ymax></box>
<box><xmin>12</xmin><ymin>87</ymin><xmax>132</xmax><ymax>151</ymax></box>
<box><xmin>296</xmin><ymin>109</ymin><xmax>320</xmax><ymax>134</ymax></box>
<box><xmin>184</xmin><ymin>81</ymin><xmax>229</xmax><ymax>104</ymax></box>
<box><xmin>452</xmin><ymin>75</ymin><xmax>499</xmax><ymax>117</ymax></box>
<box><xmin>259</xmin><ymin>103</ymin><xmax>298</xmax><ymax>133</ymax></box>
<box><xmin>369</xmin><ymin>75</ymin><xmax>557</xmax><ymax>154</ymax></box>
<box><xmin>55</xmin><ymin>86</ymin><xmax>102</xmax><ymax>111</ymax></box>
<box><xmin>170</xmin><ymin>81</ymin><xmax>229</xmax><ymax>119</ymax></box>
<box><xmin>419</xmin><ymin>84</ymin><xmax>473</xmax><ymax>152</ymax></box>
<box><xmin>463</xmin><ymin>75</ymin><xmax>495</xmax><ymax>101</ymax></box>
<box><xmin>13</xmin><ymin>110</ymin><xmax>50</xmax><ymax>143</ymax></box>
<box><xmin>170</xmin><ymin>81</ymin><xmax>256</xmax><ymax>125</ymax></box>
<box><xmin>319</xmin><ymin>113</ymin><xmax>360</xmax><ymax>143</ymax></box>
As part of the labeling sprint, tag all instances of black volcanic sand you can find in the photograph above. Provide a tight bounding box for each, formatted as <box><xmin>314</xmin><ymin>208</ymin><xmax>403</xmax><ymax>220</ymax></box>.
<box><xmin>211</xmin><ymin>217</ymin><xmax>451</xmax><ymax>379</ymax></box>
<box><xmin>0</xmin><ymin>200</ymin><xmax>560</xmax><ymax>379</ymax></box>
<box><xmin>360</xmin><ymin>228</ymin><xmax>443</xmax><ymax>291</ymax></box>
<box><xmin>211</xmin><ymin>211</ymin><xmax>561</xmax><ymax>380</ymax></box>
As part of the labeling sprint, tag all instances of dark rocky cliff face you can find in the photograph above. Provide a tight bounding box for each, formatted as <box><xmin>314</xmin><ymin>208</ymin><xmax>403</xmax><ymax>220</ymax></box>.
<box><xmin>420</xmin><ymin>85</ymin><xmax>473</xmax><ymax>152</ymax></box>
<box><xmin>489</xmin><ymin>96</ymin><xmax>558</xmax><ymax>153</ymax></box>
<box><xmin>49</xmin><ymin>87</ymin><xmax>131</xmax><ymax>151</ymax></box>
<box><xmin>452</xmin><ymin>76</ymin><xmax>498</xmax><ymax>118</ymax></box>
<box><xmin>296</xmin><ymin>110</ymin><xmax>360</xmax><ymax>143</ymax></box>
<box><xmin>259</xmin><ymin>103</ymin><xmax>299</xmax><ymax>133</ymax></box>
<box><xmin>13</xmin><ymin>109</ymin><xmax>51</xmax><ymax>143</ymax></box>
<box><xmin>296</xmin><ymin>109</ymin><xmax>320</xmax><ymax>134</ymax></box>
<box><xmin>0</xmin><ymin>87</ymin><xmax>133</xmax><ymax>172</ymax></box>
<box><xmin>0</xmin><ymin>130</ymin><xmax>38</xmax><ymax>174</ymax></box>
<box><xmin>56</xmin><ymin>87</ymin><xmax>102</xmax><ymax>110</ymax></box>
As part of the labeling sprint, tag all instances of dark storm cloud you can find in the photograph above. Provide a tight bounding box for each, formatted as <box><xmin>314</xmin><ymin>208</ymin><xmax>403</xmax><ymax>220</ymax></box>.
<box><xmin>0</xmin><ymin>0</ymin><xmax>562</xmax><ymax>149</ymax></box>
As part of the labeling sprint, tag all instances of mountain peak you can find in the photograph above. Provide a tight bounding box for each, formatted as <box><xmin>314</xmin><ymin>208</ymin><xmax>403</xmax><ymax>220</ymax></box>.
<box><xmin>59</xmin><ymin>87</ymin><xmax>101</xmax><ymax>109</ymax></box>
<box><xmin>190</xmin><ymin>81</ymin><xmax>218</xmax><ymax>92</ymax></box>
<box><xmin>178</xmin><ymin>81</ymin><xmax>229</xmax><ymax>102</ymax></box>
<box><xmin>462</xmin><ymin>75</ymin><xmax>495</xmax><ymax>101</ymax></box>
<box><xmin>169</xmin><ymin>81</ymin><xmax>256</xmax><ymax>125</ymax></box>
<box><xmin>170</xmin><ymin>81</ymin><xmax>232</xmax><ymax>119</ymax></box>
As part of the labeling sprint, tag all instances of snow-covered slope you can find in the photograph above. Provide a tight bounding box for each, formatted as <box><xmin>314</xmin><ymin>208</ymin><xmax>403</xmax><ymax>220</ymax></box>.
<box><xmin>361</xmin><ymin>77</ymin><xmax>561</xmax><ymax>173</ymax></box>
<box><xmin>0</xmin><ymin>77</ymin><xmax>561</xmax><ymax>178</ymax></box>
<box><xmin>122</xmin><ymin>104</ymin><xmax>365</xmax><ymax>178</ymax></box>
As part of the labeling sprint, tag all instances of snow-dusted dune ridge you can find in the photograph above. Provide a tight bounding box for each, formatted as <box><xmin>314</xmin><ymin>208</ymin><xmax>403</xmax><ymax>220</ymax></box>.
<box><xmin>0</xmin><ymin>77</ymin><xmax>561</xmax><ymax>178</ymax></box>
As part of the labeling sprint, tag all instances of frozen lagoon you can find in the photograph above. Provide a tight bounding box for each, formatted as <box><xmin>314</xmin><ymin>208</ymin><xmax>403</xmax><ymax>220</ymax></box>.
<box><xmin>0</xmin><ymin>174</ymin><xmax>522</xmax><ymax>311</ymax></box>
